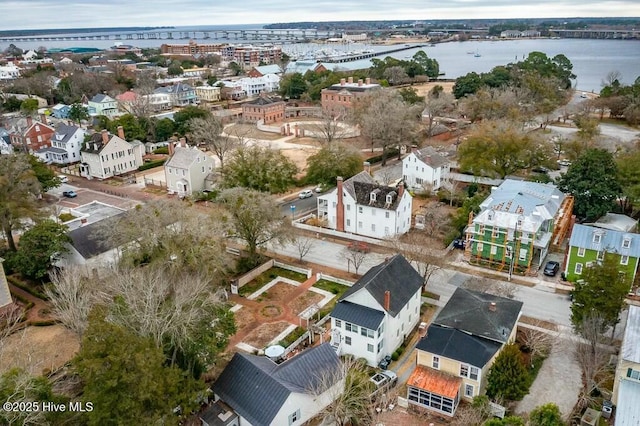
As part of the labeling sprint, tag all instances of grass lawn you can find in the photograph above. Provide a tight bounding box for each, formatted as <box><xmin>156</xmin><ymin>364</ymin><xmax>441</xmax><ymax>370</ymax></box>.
<box><xmin>239</xmin><ymin>267</ymin><xmax>308</xmax><ymax>297</ymax></box>
<box><xmin>313</xmin><ymin>279</ymin><xmax>350</xmax><ymax>298</ymax></box>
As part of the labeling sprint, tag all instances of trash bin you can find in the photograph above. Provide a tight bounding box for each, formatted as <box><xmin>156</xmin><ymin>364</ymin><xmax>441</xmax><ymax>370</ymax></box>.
<box><xmin>602</xmin><ymin>401</ymin><xmax>613</xmax><ymax>419</ymax></box>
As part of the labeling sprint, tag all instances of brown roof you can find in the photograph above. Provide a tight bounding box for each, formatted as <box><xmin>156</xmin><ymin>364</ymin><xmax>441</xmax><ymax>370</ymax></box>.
<box><xmin>407</xmin><ymin>366</ymin><xmax>461</xmax><ymax>399</ymax></box>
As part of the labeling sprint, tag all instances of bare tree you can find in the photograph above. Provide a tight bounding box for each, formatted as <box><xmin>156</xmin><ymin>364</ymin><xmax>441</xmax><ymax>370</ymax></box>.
<box><xmin>308</xmin><ymin>112</ymin><xmax>351</xmax><ymax>145</ymax></box>
<box><xmin>189</xmin><ymin>116</ymin><xmax>239</xmax><ymax>170</ymax></box>
<box><xmin>463</xmin><ymin>277</ymin><xmax>518</xmax><ymax>299</ymax></box>
<box><xmin>311</xmin><ymin>356</ymin><xmax>374</xmax><ymax>426</ymax></box>
<box><xmin>293</xmin><ymin>236</ymin><xmax>315</xmax><ymax>262</ymax></box>
<box><xmin>519</xmin><ymin>322</ymin><xmax>558</xmax><ymax>363</ymax></box>
<box><xmin>383</xmin><ymin>66</ymin><xmax>409</xmax><ymax>86</ymax></box>
<box><xmin>386</xmin><ymin>233</ymin><xmax>442</xmax><ymax>289</ymax></box>
<box><xmin>339</xmin><ymin>246</ymin><xmax>369</xmax><ymax>275</ymax></box>
<box><xmin>422</xmin><ymin>91</ymin><xmax>454</xmax><ymax>138</ymax></box>
<box><xmin>0</xmin><ymin>305</ymin><xmax>23</xmax><ymax>341</ymax></box>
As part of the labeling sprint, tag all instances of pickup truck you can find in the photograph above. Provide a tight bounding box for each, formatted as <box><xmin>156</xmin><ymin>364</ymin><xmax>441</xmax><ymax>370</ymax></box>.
<box><xmin>369</xmin><ymin>370</ymin><xmax>398</xmax><ymax>397</ymax></box>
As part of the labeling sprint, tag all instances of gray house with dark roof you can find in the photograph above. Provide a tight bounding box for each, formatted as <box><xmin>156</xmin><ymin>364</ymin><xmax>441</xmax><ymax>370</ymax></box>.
<box><xmin>408</xmin><ymin>287</ymin><xmax>522</xmax><ymax>416</ymax></box>
<box><xmin>211</xmin><ymin>343</ymin><xmax>343</xmax><ymax>426</ymax></box>
<box><xmin>317</xmin><ymin>171</ymin><xmax>413</xmax><ymax>239</ymax></box>
<box><xmin>329</xmin><ymin>254</ymin><xmax>423</xmax><ymax>367</ymax></box>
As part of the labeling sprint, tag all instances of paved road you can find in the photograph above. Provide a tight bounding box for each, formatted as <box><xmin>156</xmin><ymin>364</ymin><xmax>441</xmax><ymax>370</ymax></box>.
<box><xmin>268</xmin><ymin>238</ymin><xmax>573</xmax><ymax>327</ymax></box>
<box><xmin>279</xmin><ymin>192</ymin><xmax>319</xmax><ymax>218</ymax></box>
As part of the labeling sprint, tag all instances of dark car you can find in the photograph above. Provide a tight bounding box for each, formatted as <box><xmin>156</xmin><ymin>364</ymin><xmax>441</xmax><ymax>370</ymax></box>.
<box><xmin>62</xmin><ymin>190</ymin><xmax>77</xmax><ymax>198</ymax></box>
<box><xmin>543</xmin><ymin>261</ymin><xmax>560</xmax><ymax>277</ymax></box>
<box><xmin>452</xmin><ymin>238</ymin><xmax>466</xmax><ymax>249</ymax></box>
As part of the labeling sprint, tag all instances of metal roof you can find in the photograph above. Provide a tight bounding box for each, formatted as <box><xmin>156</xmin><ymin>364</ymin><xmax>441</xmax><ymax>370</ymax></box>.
<box><xmin>331</xmin><ymin>300</ymin><xmax>384</xmax><ymax>330</ymax></box>
<box><xmin>165</xmin><ymin>146</ymin><xmax>209</xmax><ymax>169</ymax></box>
<box><xmin>212</xmin><ymin>343</ymin><xmax>341</xmax><ymax>426</ymax></box>
<box><xmin>616</xmin><ymin>379</ymin><xmax>640</xmax><ymax>426</ymax></box>
<box><xmin>591</xmin><ymin>213</ymin><xmax>638</xmax><ymax>233</ymax></box>
<box><xmin>621</xmin><ymin>305</ymin><xmax>640</xmax><ymax>364</ymax></box>
<box><xmin>569</xmin><ymin>224</ymin><xmax>640</xmax><ymax>258</ymax></box>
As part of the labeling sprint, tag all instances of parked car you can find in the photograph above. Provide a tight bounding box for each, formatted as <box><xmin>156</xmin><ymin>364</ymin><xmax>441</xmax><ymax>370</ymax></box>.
<box><xmin>370</xmin><ymin>370</ymin><xmax>398</xmax><ymax>397</ymax></box>
<box><xmin>378</xmin><ymin>355</ymin><xmax>392</xmax><ymax>370</ymax></box>
<box><xmin>348</xmin><ymin>241</ymin><xmax>371</xmax><ymax>253</ymax></box>
<box><xmin>62</xmin><ymin>190</ymin><xmax>77</xmax><ymax>198</ymax></box>
<box><xmin>299</xmin><ymin>189</ymin><xmax>313</xmax><ymax>199</ymax></box>
<box><xmin>543</xmin><ymin>261</ymin><xmax>560</xmax><ymax>277</ymax></box>
<box><xmin>557</xmin><ymin>159</ymin><xmax>571</xmax><ymax>167</ymax></box>
<box><xmin>532</xmin><ymin>166</ymin><xmax>550</xmax><ymax>174</ymax></box>
<box><xmin>57</xmin><ymin>175</ymin><xmax>69</xmax><ymax>183</ymax></box>
<box><xmin>452</xmin><ymin>238</ymin><xmax>466</xmax><ymax>249</ymax></box>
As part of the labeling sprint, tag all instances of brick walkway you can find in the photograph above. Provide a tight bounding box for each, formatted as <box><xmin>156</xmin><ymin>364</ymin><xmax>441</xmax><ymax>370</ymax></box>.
<box><xmin>226</xmin><ymin>273</ymin><xmax>318</xmax><ymax>350</ymax></box>
<box><xmin>8</xmin><ymin>284</ymin><xmax>53</xmax><ymax>324</ymax></box>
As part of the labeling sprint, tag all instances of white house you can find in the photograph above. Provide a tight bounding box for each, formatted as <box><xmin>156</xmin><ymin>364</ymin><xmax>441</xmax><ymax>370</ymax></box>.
<box><xmin>88</xmin><ymin>94</ymin><xmax>119</xmax><ymax>118</ymax></box>
<box><xmin>402</xmin><ymin>146</ymin><xmax>451</xmax><ymax>192</ymax></box>
<box><xmin>164</xmin><ymin>144</ymin><xmax>215</xmax><ymax>196</ymax></box>
<box><xmin>330</xmin><ymin>254</ymin><xmax>424</xmax><ymax>367</ymax></box>
<box><xmin>79</xmin><ymin>128</ymin><xmax>144</xmax><ymax>179</ymax></box>
<box><xmin>210</xmin><ymin>343</ymin><xmax>343</xmax><ymax>426</ymax></box>
<box><xmin>0</xmin><ymin>63</ymin><xmax>21</xmax><ymax>80</ymax></box>
<box><xmin>317</xmin><ymin>171</ymin><xmax>412</xmax><ymax>239</ymax></box>
<box><xmin>34</xmin><ymin>123</ymin><xmax>85</xmax><ymax>164</ymax></box>
<box><xmin>237</xmin><ymin>74</ymin><xmax>281</xmax><ymax>96</ymax></box>
<box><xmin>145</xmin><ymin>92</ymin><xmax>171</xmax><ymax>111</ymax></box>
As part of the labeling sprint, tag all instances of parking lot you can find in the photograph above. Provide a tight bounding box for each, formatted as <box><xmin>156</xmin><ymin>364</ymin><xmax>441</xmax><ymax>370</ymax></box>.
<box><xmin>49</xmin><ymin>182</ymin><xmax>140</xmax><ymax>210</ymax></box>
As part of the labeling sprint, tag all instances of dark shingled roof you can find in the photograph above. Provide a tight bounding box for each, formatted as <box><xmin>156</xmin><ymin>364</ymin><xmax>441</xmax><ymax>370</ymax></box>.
<box><xmin>338</xmin><ymin>254</ymin><xmax>423</xmax><ymax>317</ymax></box>
<box><xmin>68</xmin><ymin>213</ymin><xmax>125</xmax><ymax>259</ymax></box>
<box><xmin>331</xmin><ymin>300</ymin><xmax>384</xmax><ymax>330</ymax></box>
<box><xmin>212</xmin><ymin>343</ymin><xmax>340</xmax><ymax>426</ymax></box>
<box><xmin>434</xmin><ymin>287</ymin><xmax>523</xmax><ymax>344</ymax></box>
<box><xmin>353</xmin><ymin>181</ymin><xmax>400</xmax><ymax>210</ymax></box>
<box><xmin>80</xmin><ymin>133</ymin><xmax>109</xmax><ymax>154</ymax></box>
<box><xmin>416</xmin><ymin>324</ymin><xmax>502</xmax><ymax>367</ymax></box>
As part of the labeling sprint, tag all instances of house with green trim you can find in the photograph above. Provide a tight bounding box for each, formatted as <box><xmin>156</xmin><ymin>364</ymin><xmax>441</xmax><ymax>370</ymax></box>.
<box><xmin>564</xmin><ymin>222</ymin><xmax>640</xmax><ymax>287</ymax></box>
<box><xmin>465</xmin><ymin>180</ymin><xmax>573</xmax><ymax>276</ymax></box>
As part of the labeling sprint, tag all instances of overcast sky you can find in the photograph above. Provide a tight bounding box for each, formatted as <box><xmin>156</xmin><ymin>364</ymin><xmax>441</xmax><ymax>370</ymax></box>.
<box><xmin>2</xmin><ymin>0</ymin><xmax>638</xmax><ymax>30</ymax></box>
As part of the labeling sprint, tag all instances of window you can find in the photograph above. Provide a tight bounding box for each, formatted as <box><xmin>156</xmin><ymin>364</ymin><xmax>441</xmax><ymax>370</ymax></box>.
<box><xmin>377</xmin><ymin>341</ymin><xmax>383</xmax><ymax>352</ymax></box>
<box><xmin>464</xmin><ymin>384</ymin><xmax>474</xmax><ymax>398</ymax></box>
<box><xmin>621</xmin><ymin>255</ymin><xmax>629</xmax><ymax>266</ymax></box>
<box><xmin>346</xmin><ymin>204</ymin><xmax>351</xmax><ymax>211</ymax></box>
<box><xmin>367</xmin><ymin>344</ymin><xmax>374</xmax><ymax>353</ymax></box>
<box><xmin>335</xmin><ymin>319</ymin><xmax>341</xmax><ymax>328</ymax></box>
<box><xmin>416</xmin><ymin>177</ymin><xmax>423</xmax><ymax>185</ymax></box>
<box><xmin>346</xmin><ymin>219</ymin><xmax>351</xmax><ymax>227</ymax></box>
<box><xmin>519</xmin><ymin>248</ymin><xmax>527</xmax><ymax>261</ymax></box>
<box><xmin>490</xmin><ymin>245</ymin><xmax>497</xmax><ymax>255</ymax></box>
<box><xmin>577</xmin><ymin>247</ymin><xmax>585</xmax><ymax>257</ymax></box>
<box><xmin>345</xmin><ymin>323</ymin><xmax>358</xmax><ymax>333</ymax></box>
<box><xmin>575</xmin><ymin>263</ymin><xmax>583</xmax><ymax>274</ymax></box>
<box><xmin>169</xmin><ymin>168</ymin><xmax>172</xmax><ymax>174</ymax></box>
<box><xmin>627</xmin><ymin>368</ymin><xmax>640</xmax><ymax>381</ymax></box>
<box><xmin>358</xmin><ymin>221</ymin><xmax>363</xmax><ymax>228</ymax></box>
<box><xmin>460</xmin><ymin>364</ymin><xmax>479</xmax><ymax>380</ymax></box>
<box><xmin>460</xmin><ymin>364</ymin><xmax>468</xmax><ymax>377</ymax></box>
<box><xmin>377</xmin><ymin>323</ymin><xmax>384</xmax><ymax>335</ymax></box>
<box><xmin>476</xmin><ymin>243</ymin><xmax>484</xmax><ymax>252</ymax></box>
<box><xmin>432</xmin><ymin>356</ymin><xmax>440</xmax><ymax>369</ymax></box>
<box><xmin>288</xmin><ymin>409</ymin><xmax>300</xmax><ymax>425</ymax></box>
<box><xmin>371</xmin><ymin>224</ymin><xmax>376</xmax><ymax>232</ymax></box>
<box><xmin>470</xmin><ymin>367</ymin><xmax>479</xmax><ymax>380</ymax></box>
<box><xmin>370</xmin><ymin>192</ymin><xmax>377</xmax><ymax>202</ymax></box>
<box><xmin>358</xmin><ymin>206</ymin><xmax>363</xmax><ymax>213</ymax></box>
<box><xmin>597</xmin><ymin>251</ymin><xmax>604</xmax><ymax>261</ymax></box>
<box><xmin>623</xmin><ymin>238</ymin><xmax>631</xmax><ymax>249</ymax></box>
<box><xmin>361</xmin><ymin>327</ymin><xmax>374</xmax><ymax>338</ymax></box>
<box><xmin>593</xmin><ymin>233</ymin><xmax>601</xmax><ymax>244</ymax></box>
<box><xmin>345</xmin><ymin>336</ymin><xmax>352</xmax><ymax>345</ymax></box>
<box><xmin>201</xmin><ymin>166</ymin><xmax>205</xmax><ymax>173</ymax></box>
<box><xmin>385</xmin><ymin>211</ymin><xmax>390</xmax><ymax>219</ymax></box>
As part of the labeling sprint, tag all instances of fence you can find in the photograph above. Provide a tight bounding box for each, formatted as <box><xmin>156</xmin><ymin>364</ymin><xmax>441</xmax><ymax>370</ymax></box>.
<box><xmin>282</xmin><ymin>311</ymin><xmax>333</xmax><ymax>357</ymax></box>
<box><xmin>236</xmin><ymin>259</ymin><xmax>275</xmax><ymax>288</ymax></box>
<box><xmin>316</xmin><ymin>272</ymin><xmax>354</xmax><ymax>287</ymax></box>
<box><xmin>274</xmin><ymin>260</ymin><xmax>312</xmax><ymax>279</ymax></box>
<box><xmin>144</xmin><ymin>177</ymin><xmax>167</xmax><ymax>189</ymax></box>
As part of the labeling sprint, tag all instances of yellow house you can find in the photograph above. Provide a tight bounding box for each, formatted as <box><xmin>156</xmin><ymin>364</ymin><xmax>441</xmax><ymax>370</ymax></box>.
<box><xmin>407</xmin><ymin>288</ymin><xmax>522</xmax><ymax>416</ymax></box>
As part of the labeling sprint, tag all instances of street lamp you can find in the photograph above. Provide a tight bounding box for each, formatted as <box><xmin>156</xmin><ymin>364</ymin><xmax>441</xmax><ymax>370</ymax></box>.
<box><xmin>290</xmin><ymin>204</ymin><xmax>296</xmax><ymax>220</ymax></box>
<box><xmin>508</xmin><ymin>215</ymin><xmax>524</xmax><ymax>282</ymax></box>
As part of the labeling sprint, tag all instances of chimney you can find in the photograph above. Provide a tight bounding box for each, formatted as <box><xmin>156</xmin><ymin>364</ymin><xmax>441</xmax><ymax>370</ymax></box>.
<box><xmin>384</xmin><ymin>290</ymin><xmax>390</xmax><ymax>312</ymax></box>
<box><xmin>489</xmin><ymin>302</ymin><xmax>497</xmax><ymax>312</ymax></box>
<box><xmin>168</xmin><ymin>141</ymin><xmax>175</xmax><ymax>156</ymax></box>
<box><xmin>336</xmin><ymin>176</ymin><xmax>344</xmax><ymax>232</ymax></box>
<box><xmin>358</xmin><ymin>79</ymin><xmax>363</xmax><ymax>86</ymax></box>
<box><xmin>340</xmin><ymin>78</ymin><xmax>346</xmax><ymax>86</ymax></box>
<box><xmin>40</xmin><ymin>113</ymin><xmax>47</xmax><ymax>125</ymax></box>
<box><xmin>179</xmin><ymin>137</ymin><xmax>187</xmax><ymax>147</ymax></box>
<box><xmin>26</xmin><ymin>116</ymin><xmax>33</xmax><ymax>127</ymax></box>
<box><xmin>363</xmin><ymin>161</ymin><xmax>371</xmax><ymax>174</ymax></box>
<box><xmin>94</xmin><ymin>143</ymin><xmax>98</xmax><ymax>151</ymax></box>
<box><xmin>365</xmin><ymin>77</ymin><xmax>371</xmax><ymax>85</ymax></box>
<box><xmin>348</xmin><ymin>76</ymin><xmax>353</xmax><ymax>84</ymax></box>
<box><xmin>101</xmin><ymin>129</ymin><xmax>109</xmax><ymax>144</ymax></box>
<box><xmin>398</xmin><ymin>181</ymin><xmax>404</xmax><ymax>198</ymax></box>
<box><xmin>117</xmin><ymin>125</ymin><xmax>125</xmax><ymax>140</ymax></box>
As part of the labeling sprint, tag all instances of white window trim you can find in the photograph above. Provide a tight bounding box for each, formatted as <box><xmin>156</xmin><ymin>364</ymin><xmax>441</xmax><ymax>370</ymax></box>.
<box><xmin>621</xmin><ymin>255</ymin><xmax>629</xmax><ymax>266</ymax></box>
<box><xmin>432</xmin><ymin>355</ymin><xmax>440</xmax><ymax>369</ymax></box>
<box><xmin>577</xmin><ymin>247</ymin><xmax>585</xmax><ymax>257</ymax></box>
<box><xmin>575</xmin><ymin>263</ymin><xmax>583</xmax><ymax>274</ymax></box>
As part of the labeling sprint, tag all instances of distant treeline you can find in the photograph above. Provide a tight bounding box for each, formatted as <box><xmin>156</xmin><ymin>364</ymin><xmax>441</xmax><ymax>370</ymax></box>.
<box><xmin>0</xmin><ymin>26</ymin><xmax>173</xmax><ymax>37</ymax></box>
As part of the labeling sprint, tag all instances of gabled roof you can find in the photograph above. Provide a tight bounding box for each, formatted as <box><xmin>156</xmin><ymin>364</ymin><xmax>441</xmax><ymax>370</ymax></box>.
<box><xmin>116</xmin><ymin>91</ymin><xmax>138</xmax><ymax>102</ymax></box>
<box><xmin>253</xmin><ymin>64</ymin><xmax>282</xmax><ymax>75</ymax></box>
<box><xmin>591</xmin><ymin>213</ymin><xmax>638</xmax><ymax>233</ymax></box>
<box><xmin>342</xmin><ymin>170</ymin><xmax>375</xmax><ymax>199</ymax></box>
<box><xmin>68</xmin><ymin>213</ymin><xmax>125</xmax><ymax>259</ymax></box>
<box><xmin>90</xmin><ymin>93</ymin><xmax>115</xmax><ymax>103</ymax></box>
<box><xmin>433</xmin><ymin>287</ymin><xmax>522</xmax><ymax>344</ymax></box>
<box><xmin>154</xmin><ymin>82</ymin><xmax>194</xmax><ymax>94</ymax></box>
<box><xmin>81</xmin><ymin>133</ymin><xmax>128</xmax><ymax>154</ymax></box>
<box><xmin>165</xmin><ymin>146</ymin><xmax>209</xmax><ymax>169</ymax></box>
<box><xmin>569</xmin><ymin>224</ymin><xmax>640</xmax><ymax>258</ymax></box>
<box><xmin>331</xmin><ymin>300</ymin><xmax>384</xmax><ymax>330</ymax></box>
<box><xmin>245</xmin><ymin>96</ymin><xmax>283</xmax><ymax>106</ymax></box>
<box><xmin>412</xmin><ymin>146</ymin><xmax>450</xmax><ymax>169</ymax></box>
<box><xmin>416</xmin><ymin>324</ymin><xmax>502</xmax><ymax>367</ymax></box>
<box><xmin>338</xmin><ymin>254</ymin><xmax>423</xmax><ymax>317</ymax></box>
<box><xmin>52</xmin><ymin>123</ymin><xmax>82</xmax><ymax>144</ymax></box>
<box><xmin>352</xmin><ymin>181</ymin><xmax>401</xmax><ymax>210</ymax></box>
<box><xmin>212</xmin><ymin>343</ymin><xmax>340</xmax><ymax>426</ymax></box>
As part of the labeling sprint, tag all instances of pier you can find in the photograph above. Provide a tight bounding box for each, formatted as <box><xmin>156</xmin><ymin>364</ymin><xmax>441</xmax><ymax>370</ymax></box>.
<box><xmin>322</xmin><ymin>44</ymin><xmax>428</xmax><ymax>63</ymax></box>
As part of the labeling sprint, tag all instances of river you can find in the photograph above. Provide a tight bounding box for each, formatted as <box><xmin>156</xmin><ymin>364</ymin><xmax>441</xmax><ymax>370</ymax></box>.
<box><xmin>2</xmin><ymin>29</ymin><xmax>638</xmax><ymax>92</ymax></box>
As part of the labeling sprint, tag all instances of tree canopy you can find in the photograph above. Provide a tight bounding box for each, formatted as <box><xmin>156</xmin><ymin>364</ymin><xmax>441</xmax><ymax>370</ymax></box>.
<box><xmin>555</xmin><ymin>148</ymin><xmax>622</xmax><ymax>220</ymax></box>
<box><xmin>486</xmin><ymin>343</ymin><xmax>530</xmax><ymax>401</ymax></box>
<box><xmin>222</xmin><ymin>145</ymin><xmax>298</xmax><ymax>193</ymax></box>
<box><xmin>305</xmin><ymin>143</ymin><xmax>363</xmax><ymax>186</ymax></box>
<box><xmin>12</xmin><ymin>219</ymin><xmax>70</xmax><ymax>280</ymax></box>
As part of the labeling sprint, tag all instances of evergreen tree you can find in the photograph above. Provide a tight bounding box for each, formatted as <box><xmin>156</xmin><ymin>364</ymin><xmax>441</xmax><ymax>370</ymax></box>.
<box><xmin>486</xmin><ymin>343</ymin><xmax>530</xmax><ymax>401</ymax></box>
<box><xmin>529</xmin><ymin>403</ymin><xmax>564</xmax><ymax>426</ymax></box>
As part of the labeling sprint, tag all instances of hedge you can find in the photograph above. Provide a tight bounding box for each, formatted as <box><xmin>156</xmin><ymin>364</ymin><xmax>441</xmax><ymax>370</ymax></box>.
<box><xmin>366</xmin><ymin>148</ymin><xmax>400</xmax><ymax>164</ymax></box>
<box><xmin>138</xmin><ymin>159</ymin><xmax>166</xmax><ymax>171</ymax></box>
<box><xmin>7</xmin><ymin>276</ymin><xmax>49</xmax><ymax>300</ymax></box>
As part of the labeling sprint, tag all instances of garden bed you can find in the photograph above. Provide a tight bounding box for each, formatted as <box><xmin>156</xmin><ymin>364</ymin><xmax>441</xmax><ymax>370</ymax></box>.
<box><xmin>243</xmin><ymin>321</ymin><xmax>292</xmax><ymax>349</ymax></box>
<box><xmin>239</xmin><ymin>267</ymin><xmax>307</xmax><ymax>297</ymax></box>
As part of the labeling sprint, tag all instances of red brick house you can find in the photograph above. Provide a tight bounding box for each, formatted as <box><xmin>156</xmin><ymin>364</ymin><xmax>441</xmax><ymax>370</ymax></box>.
<box><xmin>321</xmin><ymin>77</ymin><xmax>381</xmax><ymax>117</ymax></box>
<box><xmin>9</xmin><ymin>115</ymin><xmax>55</xmax><ymax>153</ymax></box>
<box><xmin>242</xmin><ymin>96</ymin><xmax>285</xmax><ymax>124</ymax></box>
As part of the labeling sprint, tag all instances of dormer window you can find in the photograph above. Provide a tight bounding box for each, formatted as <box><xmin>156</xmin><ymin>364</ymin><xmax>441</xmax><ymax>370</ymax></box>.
<box><xmin>593</xmin><ymin>233</ymin><xmax>602</xmax><ymax>244</ymax></box>
<box><xmin>488</xmin><ymin>212</ymin><xmax>494</xmax><ymax>221</ymax></box>
<box><xmin>370</xmin><ymin>192</ymin><xmax>377</xmax><ymax>203</ymax></box>
<box><xmin>623</xmin><ymin>238</ymin><xmax>631</xmax><ymax>249</ymax></box>
<box><xmin>386</xmin><ymin>194</ymin><xmax>393</xmax><ymax>204</ymax></box>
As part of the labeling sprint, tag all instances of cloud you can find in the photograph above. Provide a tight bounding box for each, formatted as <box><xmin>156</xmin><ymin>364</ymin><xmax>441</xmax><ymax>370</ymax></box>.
<box><xmin>2</xmin><ymin>0</ymin><xmax>638</xmax><ymax>30</ymax></box>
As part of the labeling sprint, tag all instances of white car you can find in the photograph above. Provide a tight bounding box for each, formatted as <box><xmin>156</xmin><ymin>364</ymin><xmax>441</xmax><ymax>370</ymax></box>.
<box><xmin>299</xmin><ymin>190</ymin><xmax>313</xmax><ymax>199</ymax></box>
<box><xmin>58</xmin><ymin>175</ymin><xmax>69</xmax><ymax>183</ymax></box>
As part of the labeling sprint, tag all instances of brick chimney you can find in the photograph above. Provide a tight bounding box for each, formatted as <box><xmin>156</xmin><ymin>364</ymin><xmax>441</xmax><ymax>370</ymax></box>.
<box><xmin>117</xmin><ymin>125</ymin><xmax>125</xmax><ymax>140</ymax></box>
<box><xmin>40</xmin><ymin>113</ymin><xmax>47</xmax><ymax>125</ymax></box>
<box><xmin>384</xmin><ymin>290</ymin><xmax>390</xmax><ymax>312</ymax></box>
<box><xmin>179</xmin><ymin>137</ymin><xmax>187</xmax><ymax>147</ymax></box>
<box><xmin>336</xmin><ymin>176</ymin><xmax>344</xmax><ymax>232</ymax></box>
<box><xmin>26</xmin><ymin>116</ymin><xmax>33</xmax><ymax>127</ymax></box>
<box><xmin>398</xmin><ymin>181</ymin><xmax>404</xmax><ymax>198</ymax></box>
<box><xmin>101</xmin><ymin>129</ymin><xmax>109</xmax><ymax>144</ymax></box>
<box><xmin>168</xmin><ymin>141</ymin><xmax>175</xmax><ymax>156</ymax></box>
<box><xmin>340</xmin><ymin>78</ymin><xmax>346</xmax><ymax>86</ymax></box>
<box><xmin>348</xmin><ymin>76</ymin><xmax>353</xmax><ymax>84</ymax></box>
<box><xmin>489</xmin><ymin>302</ymin><xmax>497</xmax><ymax>312</ymax></box>
<box><xmin>358</xmin><ymin>79</ymin><xmax>363</xmax><ymax>86</ymax></box>
<box><xmin>365</xmin><ymin>77</ymin><xmax>371</xmax><ymax>85</ymax></box>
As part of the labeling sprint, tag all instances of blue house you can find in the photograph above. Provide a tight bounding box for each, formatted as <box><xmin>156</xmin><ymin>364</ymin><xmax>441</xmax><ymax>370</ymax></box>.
<box><xmin>51</xmin><ymin>103</ymin><xmax>71</xmax><ymax>119</ymax></box>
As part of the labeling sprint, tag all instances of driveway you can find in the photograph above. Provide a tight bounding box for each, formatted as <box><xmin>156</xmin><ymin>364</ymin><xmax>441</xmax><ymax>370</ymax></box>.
<box><xmin>516</xmin><ymin>337</ymin><xmax>582</xmax><ymax>420</ymax></box>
